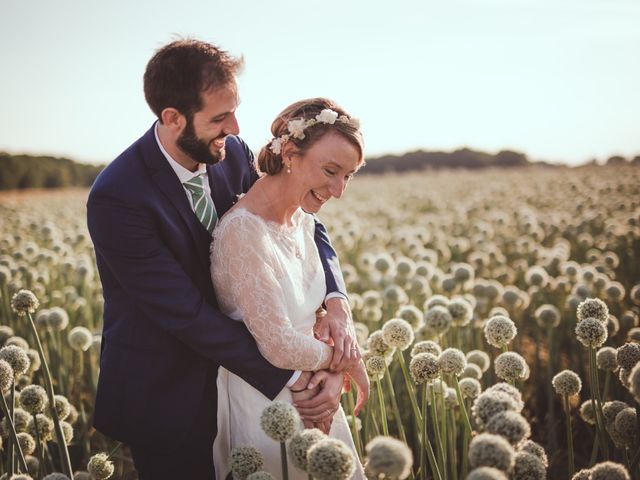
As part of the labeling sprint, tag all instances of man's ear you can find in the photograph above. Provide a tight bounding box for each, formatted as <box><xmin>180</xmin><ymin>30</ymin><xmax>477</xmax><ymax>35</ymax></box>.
<box><xmin>160</xmin><ymin>108</ymin><xmax>186</xmax><ymax>132</ymax></box>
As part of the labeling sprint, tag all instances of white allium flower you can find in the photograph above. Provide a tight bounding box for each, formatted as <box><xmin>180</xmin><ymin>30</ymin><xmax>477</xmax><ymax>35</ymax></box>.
<box><xmin>17</xmin><ymin>431</ymin><xmax>36</xmax><ymax>455</ymax></box>
<box><xmin>472</xmin><ymin>391</ymin><xmax>519</xmax><ymax>428</ymax></box>
<box><xmin>316</xmin><ymin>109</ymin><xmax>339</xmax><ymax>124</ymax></box>
<box><xmin>28</xmin><ymin>414</ymin><xmax>54</xmax><ymax>442</ymax></box>
<box><xmin>260</xmin><ymin>401</ymin><xmax>299</xmax><ymax>442</ymax></box>
<box><xmin>47</xmin><ymin>307</ymin><xmax>69</xmax><ymax>331</ymax></box>
<box><xmin>461</xmin><ymin>363</ymin><xmax>483</xmax><ymax>380</ymax></box>
<box><xmin>575</xmin><ymin>317</ymin><xmax>608</xmax><ymax>348</ymax></box>
<box><xmin>365</xmin><ymin>436</ymin><xmax>413</xmax><ymax>479</ymax></box>
<box><xmin>19</xmin><ymin>385</ymin><xmax>48</xmax><ymax>414</ymax></box>
<box><xmin>410</xmin><ymin>340</ymin><xmax>441</xmax><ymax>358</ymax></box>
<box><xmin>614</xmin><ymin>408</ymin><xmax>637</xmax><ymax>447</ymax></box>
<box><xmin>629</xmin><ymin>362</ymin><xmax>640</xmax><ymax>403</ymax></box>
<box><xmin>246</xmin><ymin>472</ymin><xmax>275</xmax><ymax>480</ymax></box>
<box><xmin>230</xmin><ymin>445</ymin><xmax>264</xmax><ymax>479</ymax></box>
<box><xmin>0</xmin><ymin>345</ymin><xmax>30</xmax><ymax>377</ymax></box>
<box><xmin>534</xmin><ymin>304</ymin><xmax>561</xmax><ymax>328</ymax></box>
<box><xmin>494</xmin><ymin>352</ymin><xmax>527</xmax><ymax>383</ymax></box>
<box><xmin>512</xmin><ymin>451</ymin><xmax>546</xmax><ymax>480</ymax></box>
<box><xmin>54</xmin><ymin>395</ymin><xmax>72</xmax><ymax>421</ymax></box>
<box><xmin>445</xmin><ymin>387</ymin><xmax>459</xmax><ymax>407</ymax></box>
<box><xmin>459</xmin><ymin>377</ymin><xmax>482</xmax><ymax>399</ymax></box>
<box><xmin>87</xmin><ymin>453</ymin><xmax>114</xmax><ymax>480</ymax></box>
<box><xmin>572</xmin><ymin>469</ymin><xmax>592</xmax><ymax>480</ymax></box>
<box><xmin>518</xmin><ymin>440</ymin><xmax>548</xmax><ymax>468</ymax></box>
<box><xmin>484</xmin><ymin>316</ymin><xmax>517</xmax><ymax>348</ymax></box>
<box><xmin>596</xmin><ymin>346</ymin><xmax>619</xmax><ymax>371</ymax></box>
<box><xmin>10</xmin><ymin>289</ymin><xmax>40</xmax><ymax>316</ymax></box>
<box><xmin>307</xmin><ymin>438</ymin><xmax>355</xmax><ymax>480</ymax></box>
<box><xmin>616</xmin><ymin>342</ymin><xmax>640</xmax><ymax>371</ymax></box>
<box><xmin>424</xmin><ymin>295</ymin><xmax>449</xmax><ymax>310</ymax></box>
<box><xmin>438</xmin><ymin>348</ymin><xmax>466</xmax><ymax>376</ymax></box>
<box><xmin>0</xmin><ymin>359</ymin><xmax>13</xmax><ymax>392</ymax></box>
<box><xmin>448</xmin><ymin>297</ymin><xmax>473</xmax><ymax>327</ymax></box>
<box><xmin>424</xmin><ymin>306</ymin><xmax>452</xmax><ymax>336</ymax></box>
<box><xmin>552</xmin><ymin>370</ymin><xmax>582</xmax><ymax>396</ymax></box>
<box><xmin>6</xmin><ymin>336</ymin><xmax>29</xmax><ymax>351</ymax></box>
<box><xmin>485</xmin><ymin>411</ymin><xmax>531</xmax><ymax>446</ymax></box>
<box><xmin>467</xmin><ymin>350</ymin><xmax>491</xmax><ymax>373</ymax></box>
<box><xmin>590</xmin><ymin>461</ymin><xmax>631</xmax><ymax>480</ymax></box>
<box><xmin>579</xmin><ymin>400</ymin><xmax>596</xmax><ymax>425</ymax></box>
<box><xmin>577</xmin><ymin>298</ymin><xmax>609</xmax><ymax>324</ymax></box>
<box><xmin>382</xmin><ymin>318</ymin><xmax>414</xmax><ymax>351</ymax></box>
<box><xmin>366</xmin><ymin>355</ymin><xmax>387</xmax><ymax>381</ymax></box>
<box><xmin>367</xmin><ymin>330</ymin><xmax>395</xmax><ymax>357</ymax></box>
<box><xmin>409</xmin><ymin>353</ymin><xmax>440</xmax><ymax>384</ymax></box>
<box><xmin>68</xmin><ymin>327</ymin><xmax>93</xmax><ymax>352</ymax></box>
<box><xmin>396</xmin><ymin>305</ymin><xmax>424</xmax><ymax>331</ymax></box>
<box><xmin>602</xmin><ymin>401</ymin><xmax>629</xmax><ymax>427</ymax></box>
<box><xmin>468</xmin><ymin>433</ymin><xmax>516</xmax><ymax>472</ymax></box>
<box><xmin>466</xmin><ymin>467</ymin><xmax>508</xmax><ymax>480</ymax></box>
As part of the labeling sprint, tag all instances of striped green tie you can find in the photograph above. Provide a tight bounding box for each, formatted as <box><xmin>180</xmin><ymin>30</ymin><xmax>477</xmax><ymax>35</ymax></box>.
<box><xmin>183</xmin><ymin>174</ymin><xmax>217</xmax><ymax>234</ymax></box>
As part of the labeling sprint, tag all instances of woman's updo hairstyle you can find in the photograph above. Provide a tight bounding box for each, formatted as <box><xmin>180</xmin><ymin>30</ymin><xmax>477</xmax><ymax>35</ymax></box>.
<box><xmin>257</xmin><ymin>97</ymin><xmax>363</xmax><ymax>175</ymax></box>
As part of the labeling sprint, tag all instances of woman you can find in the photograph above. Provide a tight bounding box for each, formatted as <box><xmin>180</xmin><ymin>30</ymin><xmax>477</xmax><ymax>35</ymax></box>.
<box><xmin>210</xmin><ymin>98</ymin><xmax>369</xmax><ymax>478</ymax></box>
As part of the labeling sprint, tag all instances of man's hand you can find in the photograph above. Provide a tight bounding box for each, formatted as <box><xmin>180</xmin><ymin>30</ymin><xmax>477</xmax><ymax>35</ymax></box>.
<box><xmin>314</xmin><ymin>297</ymin><xmax>360</xmax><ymax>372</ymax></box>
<box><xmin>292</xmin><ymin>370</ymin><xmax>344</xmax><ymax>426</ymax></box>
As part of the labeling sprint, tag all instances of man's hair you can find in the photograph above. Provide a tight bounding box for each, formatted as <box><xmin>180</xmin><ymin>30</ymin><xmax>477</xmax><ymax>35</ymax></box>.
<box><xmin>143</xmin><ymin>38</ymin><xmax>243</xmax><ymax>121</ymax></box>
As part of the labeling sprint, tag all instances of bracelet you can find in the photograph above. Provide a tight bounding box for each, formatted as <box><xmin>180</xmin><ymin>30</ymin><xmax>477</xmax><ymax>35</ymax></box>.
<box><xmin>290</xmin><ymin>387</ymin><xmax>307</xmax><ymax>393</ymax></box>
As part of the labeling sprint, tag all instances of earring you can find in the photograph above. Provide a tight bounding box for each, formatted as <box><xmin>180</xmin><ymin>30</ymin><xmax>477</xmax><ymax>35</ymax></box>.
<box><xmin>286</xmin><ymin>157</ymin><xmax>292</xmax><ymax>174</ymax></box>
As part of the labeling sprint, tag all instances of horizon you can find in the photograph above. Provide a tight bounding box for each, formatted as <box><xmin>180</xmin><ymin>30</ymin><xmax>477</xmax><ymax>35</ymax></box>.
<box><xmin>2</xmin><ymin>0</ymin><xmax>639</xmax><ymax>167</ymax></box>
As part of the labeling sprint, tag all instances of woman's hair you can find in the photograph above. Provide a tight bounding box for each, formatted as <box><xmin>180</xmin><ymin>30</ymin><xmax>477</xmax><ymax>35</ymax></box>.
<box><xmin>144</xmin><ymin>38</ymin><xmax>243</xmax><ymax>121</ymax></box>
<box><xmin>257</xmin><ymin>98</ymin><xmax>364</xmax><ymax>175</ymax></box>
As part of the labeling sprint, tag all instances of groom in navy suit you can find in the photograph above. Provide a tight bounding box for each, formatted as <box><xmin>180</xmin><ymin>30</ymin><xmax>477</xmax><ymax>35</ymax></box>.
<box><xmin>87</xmin><ymin>39</ymin><xmax>359</xmax><ymax>479</ymax></box>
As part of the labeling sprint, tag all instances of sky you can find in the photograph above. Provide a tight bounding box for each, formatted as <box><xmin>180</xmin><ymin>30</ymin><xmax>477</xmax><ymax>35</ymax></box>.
<box><xmin>1</xmin><ymin>0</ymin><xmax>639</xmax><ymax>166</ymax></box>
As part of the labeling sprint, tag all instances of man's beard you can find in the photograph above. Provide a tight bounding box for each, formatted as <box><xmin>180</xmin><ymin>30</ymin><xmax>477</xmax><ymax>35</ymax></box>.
<box><xmin>176</xmin><ymin>117</ymin><xmax>225</xmax><ymax>165</ymax></box>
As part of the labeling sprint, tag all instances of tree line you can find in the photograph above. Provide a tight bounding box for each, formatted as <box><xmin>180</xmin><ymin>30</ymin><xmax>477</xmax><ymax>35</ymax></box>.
<box><xmin>0</xmin><ymin>153</ymin><xmax>104</xmax><ymax>190</ymax></box>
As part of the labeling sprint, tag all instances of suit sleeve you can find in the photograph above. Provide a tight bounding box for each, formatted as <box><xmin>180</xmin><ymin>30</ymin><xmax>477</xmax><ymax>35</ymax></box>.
<box><xmin>87</xmin><ymin>190</ymin><xmax>293</xmax><ymax>400</ymax></box>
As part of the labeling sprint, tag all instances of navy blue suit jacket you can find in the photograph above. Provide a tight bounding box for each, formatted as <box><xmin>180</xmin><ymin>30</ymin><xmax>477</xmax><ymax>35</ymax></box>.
<box><xmin>87</xmin><ymin>125</ymin><xmax>347</xmax><ymax>452</ymax></box>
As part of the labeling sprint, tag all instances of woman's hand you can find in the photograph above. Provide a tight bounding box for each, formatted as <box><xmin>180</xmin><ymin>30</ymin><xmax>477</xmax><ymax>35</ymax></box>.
<box><xmin>313</xmin><ymin>299</ymin><xmax>361</xmax><ymax>373</ymax></box>
<box><xmin>346</xmin><ymin>359</ymin><xmax>370</xmax><ymax>416</ymax></box>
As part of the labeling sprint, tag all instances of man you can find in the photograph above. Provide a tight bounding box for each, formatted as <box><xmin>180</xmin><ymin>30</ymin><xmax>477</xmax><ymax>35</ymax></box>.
<box><xmin>87</xmin><ymin>39</ymin><xmax>359</xmax><ymax>479</ymax></box>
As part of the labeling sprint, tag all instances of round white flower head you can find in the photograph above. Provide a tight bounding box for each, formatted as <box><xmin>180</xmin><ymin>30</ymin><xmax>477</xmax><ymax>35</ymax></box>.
<box><xmin>485</xmin><ymin>411</ymin><xmax>531</xmax><ymax>446</ymax></box>
<box><xmin>367</xmin><ymin>330</ymin><xmax>395</xmax><ymax>358</ymax></box>
<box><xmin>230</xmin><ymin>445</ymin><xmax>264</xmax><ymax>479</ymax></box>
<box><xmin>448</xmin><ymin>297</ymin><xmax>473</xmax><ymax>327</ymax></box>
<box><xmin>307</xmin><ymin>438</ymin><xmax>355</xmax><ymax>480</ymax></box>
<box><xmin>59</xmin><ymin>421</ymin><xmax>73</xmax><ymax>444</ymax></box>
<box><xmin>72</xmin><ymin>472</ymin><xmax>90</xmax><ymax>480</ymax></box>
<box><xmin>602</xmin><ymin>400</ymin><xmax>629</xmax><ymax>427</ymax></box>
<box><xmin>494</xmin><ymin>352</ymin><xmax>527</xmax><ymax>383</ymax></box>
<box><xmin>619</xmin><ymin>367</ymin><xmax>631</xmax><ymax>388</ymax></box>
<box><xmin>260</xmin><ymin>401</ymin><xmax>299</xmax><ymax>442</ymax></box>
<box><xmin>445</xmin><ymin>387</ymin><xmax>459</xmax><ymax>407</ymax></box>
<box><xmin>596</xmin><ymin>346</ymin><xmax>619</xmax><ymax>371</ymax></box>
<box><xmin>0</xmin><ymin>345</ymin><xmax>30</xmax><ymax>377</ymax></box>
<box><xmin>468</xmin><ymin>433</ymin><xmax>516</xmax><ymax>472</ymax></box>
<box><xmin>577</xmin><ymin>298</ymin><xmax>609</xmax><ymax>324</ymax></box>
<box><xmin>0</xmin><ymin>325</ymin><xmax>14</xmax><ymax>345</ymax></box>
<box><xmin>17</xmin><ymin>431</ymin><xmax>36</xmax><ymax>455</ymax></box>
<box><xmin>534</xmin><ymin>304</ymin><xmax>561</xmax><ymax>328</ymax></box>
<box><xmin>459</xmin><ymin>377</ymin><xmax>482</xmax><ymax>399</ymax></box>
<box><xmin>42</xmin><ymin>474</ymin><xmax>70</xmax><ymax>480</ymax></box>
<box><xmin>3</xmin><ymin>407</ymin><xmax>30</xmax><ymax>434</ymax></box>
<box><xmin>575</xmin><ymin>317</ymin><xmax>608</xmax><ymax>348</ymax></box>
<box><xmin>68</xmin><ymin>327</ymin><xmax>93</xmax><ymax>352</ymax></box>
<box><xmin>552</xmin><ymin>370</ymin><xmax>582</xmax><ymax>396</ymax></box>
<box><xmin>382</xmin><ymin>318</ymin><xmax>414</xmax><ymax>351</ymax></box>
<box><xmin>366</xmin><ymin>355</ymin><xmax>387</xmax><ymax>381</ymax></box>
<box><xmin>54</xmin><ymin>395</ymin><xmax>72</xmax><ymax>421</ymax></box>
<box><xmin>19</xmin><ymin>385</ymin><xmax>48</xmax><ymax>414</ymax></box>
<box><xmin>47</xmin><ymin>307</ymin><xmax>69</xmax><ymax>331</ymax></box>
<box><xmin>616</xmin><ymin>342</ymin><xmax>640</xmax><ymax>371</ymax></box>
<box><xmin>10</xmin><ymin>289</ymin><xmax>40</xmax><ymax>316</ymax></box>
<box><xmin>467</xmin><ymin>350</ymin><xmax>491</xmax><ymax>373</ymax></box>
<box><xmin>6</xmin><ymin>336</ymin><xmax>29</xmax><ymax>351</ymax></box>
<box><xmin>365</xmin><ymin>436</ymin><xmax>413</xmax><ymax>479</ymax></box>
<box><xmin>512</xmin><ymin>451</ymin><xmax>546</xmax><ymax>480</ymax></box>
<box><xmin>346</xmin><ymin>415</ymin><xmax>362</xmax><ymax>432</ymax></box>
<box><xmin>630</xmin><ymin>362</ymin><xmax>640</xmax><ymax>403</ymax></box>
<box><xmin>472</xmin><ymin>391</ymin><xmax>520</xmax><ymax>428</ymax></box>
<box><xmin>410</xmin><ymin>340</ymin><xmax>441</xmax><ymax>358</ymax></box>
<box><xmin>590</xmin><ymin>461</ymin><xmax>631</xmax><ymax>480</ymax></box>
<box><xmin>579</xmin><ymin>399</ymin><xmax>596</xmax><ymax>425</ymax></box>
<box><xmin>424</xmin><ymin>306</ymin><xmax>452</xmax><ymax>336</ymax></box>
<box><xmin>484</xmin><ymin>316</ymin><xmax>517</xmax><ymax>348</ymax></box>
<box><xmin>410</xmin><ymin>353</ymin><xmax>440</xmax><ymax>385</ymax></box>
<box><xmin>614</xmin><ymin>408</ymin><xmax>637</xmax><ymax>447</ymax></box>
<box><xmin>438</xmin><ymin>348</ymin><xmax>467</xmax><ymax>376</ymax></box>
<box><xmin>461</xmin><ymin>363</ymin><xmax>483</xmax><ymax>380</ymax></box>
<box><xmin>87</xmin><ymin>453</ymin><xmax>114</xmax><ymax>480</ymax></box>
<box><xmin>26</xmin><ymin>349</ymin><xmax>41</xmax><ymax>373</ymax></box>
<box><xmin>288</xmin><ymin>428</ymin><xmax>326</xmax><ymax>470</ymax></box>
<box><xmin>396</xmin><ymin>305</ymin><xmax>424</xmax><ymax>331</ymax></box>
<box><xmin>246</xmin><ymin>472</ymin><xmax>275</xmax><ymax>480</ymax></box>
<box><xmin>0</xmin><ymin>359</ymin><xmax>13</xmax><ymax>392</ymax></box>
<box><xmin>572</xmin><ymin>469</ymin><xmax>592</xmax><ymax>480</ymax></box>
<box><xmin>466</xmin><ymin>466</ymin><xmax>508</xmax><ymax>480</ymax></box>
<box><xmin>424</xmin><ymin>295</ymin><xmax>449</xmax><ymax>310</ymax></box>
<box><xmin>28</xmin><ymin>413</ymin><xmax>54</xmax><ymax>442</ymax></box>
<box><xmin>518</xmin><ymin>440</ymin><xmax>548</xmax><ymax>468</ymax></box>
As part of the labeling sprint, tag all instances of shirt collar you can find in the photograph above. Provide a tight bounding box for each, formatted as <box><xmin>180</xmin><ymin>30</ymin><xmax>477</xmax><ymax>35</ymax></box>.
<box><xmin>154</xmin><ymin>121</ymin><xmax>207</xmax><ymax>184</ymax></box>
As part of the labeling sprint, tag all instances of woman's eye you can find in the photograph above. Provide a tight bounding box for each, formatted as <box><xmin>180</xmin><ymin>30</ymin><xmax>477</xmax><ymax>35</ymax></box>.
<box><xmin>324</xmin><ymin>168</ymin><xmax>336</xmax><ymax>176</ymax></box>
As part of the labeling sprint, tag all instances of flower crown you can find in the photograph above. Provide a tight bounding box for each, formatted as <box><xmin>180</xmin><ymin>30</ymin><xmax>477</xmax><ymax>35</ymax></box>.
<box><xmin>269</xmin><ymin>108</ymin><xmax>360</xmax><ymax>155</ymax></box>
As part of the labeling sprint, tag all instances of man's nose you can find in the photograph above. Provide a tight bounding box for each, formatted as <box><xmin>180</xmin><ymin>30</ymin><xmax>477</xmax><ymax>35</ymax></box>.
<box><xmin>224</xmin><ymin>113</ymin><xmax>240</xmax><ymax>135</ymax></box>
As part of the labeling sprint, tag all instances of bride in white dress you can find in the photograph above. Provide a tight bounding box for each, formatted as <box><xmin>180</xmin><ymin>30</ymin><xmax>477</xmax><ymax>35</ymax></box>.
<box><xmin>210</xmin><ymin>98</ymin><xmax>369</xmax><ymax>479</ymax></box>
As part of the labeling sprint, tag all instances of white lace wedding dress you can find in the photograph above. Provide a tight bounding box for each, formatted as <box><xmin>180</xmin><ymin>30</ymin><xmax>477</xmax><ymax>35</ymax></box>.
<box><xmin>210</xmin><ymin>207</ymin><xmax>364</xmax><ymax>479</ymax></box>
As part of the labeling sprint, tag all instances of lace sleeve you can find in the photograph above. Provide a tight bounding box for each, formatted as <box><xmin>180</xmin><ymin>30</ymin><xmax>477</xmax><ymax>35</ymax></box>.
<box><xmin>211</xmin><ymin>211</ymin><xmax>333</xmax><ymax>371</ymax></box>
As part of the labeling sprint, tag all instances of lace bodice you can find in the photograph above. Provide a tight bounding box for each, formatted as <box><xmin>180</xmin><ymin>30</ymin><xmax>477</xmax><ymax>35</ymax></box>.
<box><xmin>210</xmin><ymin>207</ymin><xmax>332</xmax><ymax>371</ymax></box>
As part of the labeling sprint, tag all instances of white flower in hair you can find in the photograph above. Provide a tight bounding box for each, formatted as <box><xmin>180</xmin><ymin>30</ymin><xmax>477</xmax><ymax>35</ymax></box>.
<box><xmin>288</xmin><ymin>119</ymin><xmax>307</xmax><ymax>140</ymax></box>
<box><xmin>270</xmin><ymin>135</ymin><xmax>289</xmax><ymax>155</ymax></box>
<box><xmin>316</xmin><ymin>109</ymin><xmax>339</xmax><ymax>124</ymax></box>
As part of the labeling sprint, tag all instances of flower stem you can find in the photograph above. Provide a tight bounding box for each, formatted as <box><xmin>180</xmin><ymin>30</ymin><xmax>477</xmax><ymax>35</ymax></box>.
<box><xmin>588</xmin><ymin>347</ymin><xmax>609</xmax><ymax>460</ymax></box>
<box><xmin>0</xmin><ymin>390</ymin><xmax>28</xmax><ymax>472</ymax></box>
<box><xmin>563</xmin><ymin>394</ymin><xmax>575</xmax><ymax>477</ymax></box>
<box><xmin>451</xmin><ymin>376</ymin><xmax>473</xmax><ymax>438</ymax></box>
<box><xmin>280</xmin><ymin>442</ymin><xmax>288</xmax><ymax>480</ymax></box>
<box><xmin>384</xmin><ymin>365</ymin><xmax>407</xmax><ymax>444</ymax></box>
<box><xmin>346</xmin><ymin>388</ymin><xmax>363</xmax><ymax>460</ymax></box>
<box><xmin>375</xmin><ymin>379</ymin><xmax>389</xmax><ymax>436</ymax></box>
<box><xmin>430</xmin><ymin>386</ymin><xmax>447</xmax><ymax>480</ymax></box>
